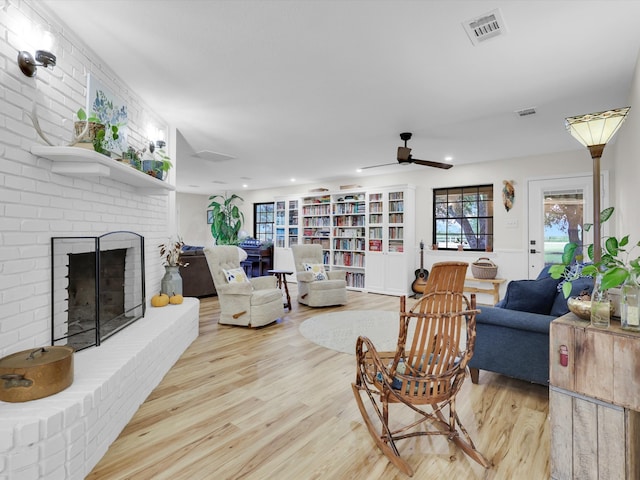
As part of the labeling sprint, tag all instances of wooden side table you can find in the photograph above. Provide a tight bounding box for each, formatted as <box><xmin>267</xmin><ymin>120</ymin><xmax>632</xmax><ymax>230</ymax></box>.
<box><xmin>463</xmin><ymin>277</ymin><xmax>505</xmax><ymax>304</ymax></box>
<box><xmin>268</xmin><ymin>269</ymin><xmax>293</xmax><ymax>310</ymax></box>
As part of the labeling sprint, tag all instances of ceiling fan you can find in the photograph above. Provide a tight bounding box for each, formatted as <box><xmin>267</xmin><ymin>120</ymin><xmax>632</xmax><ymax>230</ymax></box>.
<box><xmin>360</xmin><ymin>132</ymin><xmax>453</xmax><ymax>171</ymax></box>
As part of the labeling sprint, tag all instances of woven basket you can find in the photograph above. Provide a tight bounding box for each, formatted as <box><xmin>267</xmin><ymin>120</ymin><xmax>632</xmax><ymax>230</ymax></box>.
<box><xmin>471</xmin><ymin>257</ymin><xmax>498</xmax><ymax>279</ymax></box>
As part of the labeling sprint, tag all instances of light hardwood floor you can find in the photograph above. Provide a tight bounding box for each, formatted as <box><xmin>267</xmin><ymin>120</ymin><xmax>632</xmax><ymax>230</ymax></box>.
<box><xmin>88</xmin><ymin>287</ymin><xmax>550</xmax><ymax>479</ymax></box>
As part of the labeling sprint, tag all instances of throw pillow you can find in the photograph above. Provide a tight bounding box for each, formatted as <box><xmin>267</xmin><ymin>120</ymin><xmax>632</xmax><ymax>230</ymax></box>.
<box><xmin>502</xmin><ymin>277</ymin><xmax>559</xmax><ymax>315</ymax></box>
<box><xmin>302</xmin><ymin>262</ymin><xmax>327</xmax><ymax>280</ymax></box>
<box><xmin>222</xmin><ymin>267</ymin><xmax>250</xmax><ymax>284</ymax></box>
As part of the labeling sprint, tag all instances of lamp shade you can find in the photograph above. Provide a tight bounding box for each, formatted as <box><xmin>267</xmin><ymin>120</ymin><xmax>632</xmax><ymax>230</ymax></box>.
<box><xmin>565</xmin><ymin>107</ymin><xmax>630</xmax><ymax>147</ymax></box>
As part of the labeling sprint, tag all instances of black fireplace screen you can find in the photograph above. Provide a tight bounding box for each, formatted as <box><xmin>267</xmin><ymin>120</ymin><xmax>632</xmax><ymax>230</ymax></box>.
<box><xmin>51</xmin><ymin>231</ymin><xmax>145</xmax><ymax>351</ymax></box>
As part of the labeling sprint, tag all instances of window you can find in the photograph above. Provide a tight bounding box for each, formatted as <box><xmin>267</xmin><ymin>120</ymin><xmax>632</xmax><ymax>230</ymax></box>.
<box><xmin>253</xmin><ymin>202</ymin><xmax>275</xmax><ymax>243</ymax></box>
<box><xmin>433</xmin><ymin>184</ymin><xmax>493</xmax><ymax>251</ymax></box>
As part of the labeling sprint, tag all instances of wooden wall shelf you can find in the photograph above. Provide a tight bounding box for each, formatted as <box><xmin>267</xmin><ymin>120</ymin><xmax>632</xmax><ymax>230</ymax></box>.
<box><xmin>31</xmin><ymin>146</ymin><xmax>175</xmax><ymax>194</ymax></box>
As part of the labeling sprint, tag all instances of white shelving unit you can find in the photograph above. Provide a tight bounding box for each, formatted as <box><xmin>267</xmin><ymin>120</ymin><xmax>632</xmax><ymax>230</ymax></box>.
<box><xmin>31</xmin><ymin>146</ymin><xmax>175</xmax><ymax>194</ymax></box>
<box><xmin>331</xmin><ymin>191</ymin><xmax>366</xmax><ymax>289</ymax></box>
<box><xmin>274</xmin><ymin>185</ymin><xmax>414</xmax><ymax>295</ymax></box>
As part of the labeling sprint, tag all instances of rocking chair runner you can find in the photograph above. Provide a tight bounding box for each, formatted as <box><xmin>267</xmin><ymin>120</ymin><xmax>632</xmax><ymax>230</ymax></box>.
<box><xmin>352</xmin><ymin>292</ymin><xmax>490</xmax><ymax>476</ymax></box>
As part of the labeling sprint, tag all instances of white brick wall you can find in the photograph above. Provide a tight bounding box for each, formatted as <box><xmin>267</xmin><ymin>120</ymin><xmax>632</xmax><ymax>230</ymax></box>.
<box><xmin>0</xmin><ymin>1</ymin><xmax>175</xmax><ymax>357</ymax></box>
<box><xmin>0</xmin><ymin>2</ymin><xmax>196</xmax><ymax>478</ymax></box>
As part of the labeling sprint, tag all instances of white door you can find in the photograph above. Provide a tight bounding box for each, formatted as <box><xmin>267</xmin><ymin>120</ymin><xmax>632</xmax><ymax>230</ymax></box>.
<box><xmin>527</xmin><ymin>173</ymin><xmax>607</xmax><ymax>279</ymax></box>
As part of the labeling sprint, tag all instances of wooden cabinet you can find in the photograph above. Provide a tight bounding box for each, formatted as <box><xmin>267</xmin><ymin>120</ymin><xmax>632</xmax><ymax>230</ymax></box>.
<box><xmin>549</xmin><ymin>314</ymin><xmax>640</xmax><ymax>479</ymax></box>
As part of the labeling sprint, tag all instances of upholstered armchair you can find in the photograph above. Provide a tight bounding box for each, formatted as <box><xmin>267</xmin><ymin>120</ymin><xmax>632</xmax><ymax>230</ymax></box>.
<box><xmin>204</xmin><ymin>246</ymin><xmax>284</xmax><ymax>327</ymax></box>
<box><xmin>291</xmin><ymin>244</ymin><xmax>347</xmax><ymax>307</ymax></box>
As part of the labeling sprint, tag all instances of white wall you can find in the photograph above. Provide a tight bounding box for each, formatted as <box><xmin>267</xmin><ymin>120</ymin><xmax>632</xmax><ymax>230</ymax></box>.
<box><xmin>613</xmin><ymin>48</ymin><xmax>640</xmax><ymax>242</ymax></box>
<box><xmin>179</xmin><ymin>148</ymin><xmax>591</xmax><ymax>285</ymax></box>
<box><xmin>0</xmin><ymin>1</ymin><xmax>173</xmax><ymax>356</ymax></box>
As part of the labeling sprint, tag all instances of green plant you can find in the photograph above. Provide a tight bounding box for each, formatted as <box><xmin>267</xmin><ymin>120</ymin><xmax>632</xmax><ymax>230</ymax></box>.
<box><xmin>76</xmin><ymin>108</ymin><xmax>101</xmax><ymax>124</ymax></box>
<box><xmin>208</xmin><ymin>193</ymin><xmax>245</xmax><ymax>245</ymax></box>
<box><xmin>155</xmin><ymin>148</ymin><xmax>173</xmax><ymax>173</ymax></box>
<box><xmin>549</xmin><ymin>206</ymin><xmax>640</xmax><ymax>297</ymax></box>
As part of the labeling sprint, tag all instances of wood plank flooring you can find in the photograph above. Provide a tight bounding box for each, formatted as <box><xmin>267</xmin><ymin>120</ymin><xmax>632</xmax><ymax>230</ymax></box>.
<box><xmin>88</xmin><ymin>287</ymin><xmax>550</xmax><ymax>479</ymax></box>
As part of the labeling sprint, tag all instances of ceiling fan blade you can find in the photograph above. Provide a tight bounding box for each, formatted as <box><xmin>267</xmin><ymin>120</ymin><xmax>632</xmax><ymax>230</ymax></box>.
<box><xmin>412</xmin><ymin>158</ymin><xmax>453</xmax><ymax>169</ymax></box>
<box><xmin>359</xmin><ymin>162</ymin><xmax>397</xmax><ymax>170</ymax></box>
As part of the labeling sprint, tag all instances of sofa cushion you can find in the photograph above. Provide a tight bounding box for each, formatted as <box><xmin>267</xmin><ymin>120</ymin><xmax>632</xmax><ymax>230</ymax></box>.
<box><xmin>476</xmin><ymin>305</ymin><xmax>554</xmax><ymax>334</ymax></box>
<box><xmin>549</xmin><ymin>276</ymin><xmax>594</xmax><ymax>317</ymax></box>
<box><xmin>502</xmin><ymin>277</ymin><xmax>559</xmax><ymax>315</ymax></box>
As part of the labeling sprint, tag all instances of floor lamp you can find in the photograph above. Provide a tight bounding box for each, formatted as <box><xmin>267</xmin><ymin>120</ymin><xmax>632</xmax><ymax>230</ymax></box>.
<box><xmin>564</xmin><ymin>107</ymin><xmax>630</xmax><ymax>263</ymax></box>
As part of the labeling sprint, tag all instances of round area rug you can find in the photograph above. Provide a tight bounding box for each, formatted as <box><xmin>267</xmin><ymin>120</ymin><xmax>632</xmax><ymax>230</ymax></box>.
<box><xmin>299</xmin><ymin>310</ymin><xmax>400</xmax><ymax>354</ymax></box>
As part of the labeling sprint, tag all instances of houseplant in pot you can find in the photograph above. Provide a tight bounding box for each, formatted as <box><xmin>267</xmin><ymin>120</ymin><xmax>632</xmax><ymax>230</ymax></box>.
<box><xmin>142</xmin><ymin>144</ymin><xmax>172</xmax><ymax>180</ymax></box>
<box><xmin>549</xmin><ymin>206</ymin><xmax>640</xmax><ymax>329</ymax></box>
<box><xmin>208</xmin><ymin>193</ymin><xmax>244</xmax><ymax>245</ymax></box>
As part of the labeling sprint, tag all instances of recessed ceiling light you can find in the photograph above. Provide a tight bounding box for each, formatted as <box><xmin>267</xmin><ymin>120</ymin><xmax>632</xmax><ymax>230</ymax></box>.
<box><xmin>356</xmin><ymin>168</ymin><xmax>363</xmax><ymax>173</ymax></box>
<box><xmin>242</xmin><ymin>184</ymin><xmax>248</xmax><ymax>188</ymax></box>
<box><xmin>444</xmin><ymin>156</ymin><xmax>453</xmax><ymax>162</ymax></box>
<box><xmin>290</xmin><ymin>178</ymin><xmax>296</xmax><ymax>182</ymax></box>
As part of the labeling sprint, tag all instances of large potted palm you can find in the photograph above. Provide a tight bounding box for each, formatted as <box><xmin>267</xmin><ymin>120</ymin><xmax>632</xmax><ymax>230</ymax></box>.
<box><xmin>208</xmin><ymin>193</ymin><xmax>244</xmax><ymax>245</ymax></box>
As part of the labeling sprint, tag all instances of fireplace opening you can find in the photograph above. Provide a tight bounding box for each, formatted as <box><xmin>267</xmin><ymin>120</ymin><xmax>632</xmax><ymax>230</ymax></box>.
<box><xmin>51</xmin><ymin>231</ymin><xmax>146</xmax><ymax>351</ymax></box>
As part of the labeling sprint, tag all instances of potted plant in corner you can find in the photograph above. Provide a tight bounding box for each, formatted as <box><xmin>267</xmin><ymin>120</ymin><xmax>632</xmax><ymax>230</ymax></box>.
<box><xmin>208</xmin><ymin>193</ymin><xmax>244</xmax><ymax>245</ymax></box>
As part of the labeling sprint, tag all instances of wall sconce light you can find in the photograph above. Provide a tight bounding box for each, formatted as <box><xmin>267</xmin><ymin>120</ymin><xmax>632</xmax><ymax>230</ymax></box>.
<box><xmin>17</xmin><ymin>27</ymin><xmax>57</xmax><ymax>77</ymax></box>
<box><xmin>565</xmin><ymin>106</ymin><xmax>630</xmax><ymax>262</ymax></box>
<box><xmin>17</xmin><ymin>49</ymin><xmax>56</xmax><ymax>77</ymax></box>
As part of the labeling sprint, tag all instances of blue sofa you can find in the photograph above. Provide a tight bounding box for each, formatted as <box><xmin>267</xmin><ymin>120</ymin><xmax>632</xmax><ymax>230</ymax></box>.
<box><xmin>468</xmin><ymin>266</ymin><xmax>593</xmax><ymax>385</ymax></box>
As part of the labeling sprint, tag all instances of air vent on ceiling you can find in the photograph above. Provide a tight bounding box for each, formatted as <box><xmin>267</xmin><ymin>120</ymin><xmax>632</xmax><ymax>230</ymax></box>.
<box><xmin>516</xmin><ymin>107</ymin><xmax>537</xmax><ymax>117</ymax></box>
<box><xmin>463</xmin><ymin>9</ymin><xmax>506</xmax><ymax>46</ymax></box>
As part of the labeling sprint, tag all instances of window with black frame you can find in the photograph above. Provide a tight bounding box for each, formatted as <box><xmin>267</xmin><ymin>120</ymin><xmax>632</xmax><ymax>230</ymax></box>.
<box><xmin>254</xmin><ymin>202</ymin><xmax>275</xmax><ymax>243</ymax></box>
<box><xmin>433</xmin><ymin>184</ymin><xmax>493</xmax><ymax>251</ymax></box>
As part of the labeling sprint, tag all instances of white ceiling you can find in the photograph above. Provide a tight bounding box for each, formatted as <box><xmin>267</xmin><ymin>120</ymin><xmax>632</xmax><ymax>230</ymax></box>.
<box><xmin>42</xmin><ymin>0</ymin><xmax>640</xmax><ymax>195</ymax></box>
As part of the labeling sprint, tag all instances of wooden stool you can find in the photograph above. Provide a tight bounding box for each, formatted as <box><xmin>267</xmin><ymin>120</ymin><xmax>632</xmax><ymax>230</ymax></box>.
<box><xmin>268</xmin><ymin>269</ymin><xmax>293</xmax><ymax>310</ymax></box>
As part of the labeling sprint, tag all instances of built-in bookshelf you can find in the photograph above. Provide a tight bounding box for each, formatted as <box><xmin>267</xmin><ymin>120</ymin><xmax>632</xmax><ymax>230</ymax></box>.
<box><xmin>301</xmin><ymin>194</ymin><xmax>331</xmax><ymax>263</ymax></box>
<box><xmin>275</xmin><ymin>185</ymin><xmax>415</xmax><ymax>295</ymax></box>
<box><xmin>332</xmin><ymin>192</ymin><xmax>366</xmax><ymax>289</ymax></box>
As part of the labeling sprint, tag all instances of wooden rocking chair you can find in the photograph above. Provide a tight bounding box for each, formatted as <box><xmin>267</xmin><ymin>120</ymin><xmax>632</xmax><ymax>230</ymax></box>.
<box><xmin>352</xmin><ymin>291</ymin><xmax>490</xmax><ymax>476</ymax></box>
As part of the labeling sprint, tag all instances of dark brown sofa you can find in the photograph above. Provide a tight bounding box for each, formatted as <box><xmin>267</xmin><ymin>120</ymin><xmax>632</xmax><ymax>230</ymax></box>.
<box><xmin>179</xmin><ymin>248</ymin><xmax>216</xmax><ymax>297</ymax></box>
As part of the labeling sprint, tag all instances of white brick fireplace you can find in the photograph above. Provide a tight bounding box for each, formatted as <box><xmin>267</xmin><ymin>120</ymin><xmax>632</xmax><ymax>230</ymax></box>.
<box><xmin>0</xmin><ymin>2</ymin><xmax>198</xmax><ymax>478</ymax></box>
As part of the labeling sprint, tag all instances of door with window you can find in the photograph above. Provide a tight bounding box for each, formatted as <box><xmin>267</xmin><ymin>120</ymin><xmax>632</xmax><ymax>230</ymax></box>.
<box><xmin>527</xmin><ymin>174</ymin><xmax>606</xmax><ymax>279</ymax></box>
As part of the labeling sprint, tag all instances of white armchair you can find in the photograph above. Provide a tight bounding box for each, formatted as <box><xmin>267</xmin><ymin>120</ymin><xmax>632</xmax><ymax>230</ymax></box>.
<box><xmin>291</xmin><ymin>244</ymin><xmax>347</xmax><ymax>307</ymax></box>
<box><xmin>204</xmin><ymin>246</ymin><xmax>284</xmax><ymax>327</ymax></box>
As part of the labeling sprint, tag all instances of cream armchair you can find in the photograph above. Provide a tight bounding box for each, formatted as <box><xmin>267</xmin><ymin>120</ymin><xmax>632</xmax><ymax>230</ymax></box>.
<box><xmin>204</xmin><ymin>246</ymin><xmax>284</xmax><ymax>327</ymax></box>
<box><xmin>291</xmin><ymin>244</ymin><xmax>347</xmax><ymax>307</ymax></box>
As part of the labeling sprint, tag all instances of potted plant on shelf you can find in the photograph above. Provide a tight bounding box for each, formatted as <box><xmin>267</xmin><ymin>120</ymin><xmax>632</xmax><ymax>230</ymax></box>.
<box><xmin>208</xmin><ymin>193</ymin><xmax>245</xmax><ymax>245</ymax></box>
<box><xmin>142</xmin><ymin>144</ymin><xmax>172</xmax><ymax>180</ymax></box>
<box><xmin>73</xmin><ymin>108</ymin><xmax>119</xmax><ymax>157</ymax></box>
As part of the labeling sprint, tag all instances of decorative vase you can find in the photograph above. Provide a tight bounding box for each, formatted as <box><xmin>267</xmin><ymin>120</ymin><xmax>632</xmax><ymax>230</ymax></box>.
<box><xmin>590</xmin><ymin>273</ymin><xmax>610</xmax><ymax>329</ymax></box>
<box><xmin>161</xmin><ymin>266</ymin><xmax>183</xmax><ymax>296</ymax></box>
<box><xmin>621</xmin><ymin>273</ymin><xmax>640</xmax><ymax>331</ymax></box>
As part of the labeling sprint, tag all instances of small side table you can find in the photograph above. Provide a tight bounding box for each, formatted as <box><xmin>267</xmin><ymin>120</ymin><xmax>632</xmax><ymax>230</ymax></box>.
<box><xmin>268</xmin><ymin>269</ymin><xmax>293</xmax><ymax>310</ymax></box>
<box><xmin>463</xmin><ymin>277</ymin><xmax>506</xmax><ymax>305</ymax></box>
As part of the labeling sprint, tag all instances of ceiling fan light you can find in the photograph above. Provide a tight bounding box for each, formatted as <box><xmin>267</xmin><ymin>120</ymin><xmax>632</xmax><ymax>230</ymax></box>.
<box><xmin>565</xmin><ymin>107</ymin><xmax>630</xmax><ymax>147</ymax></box>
